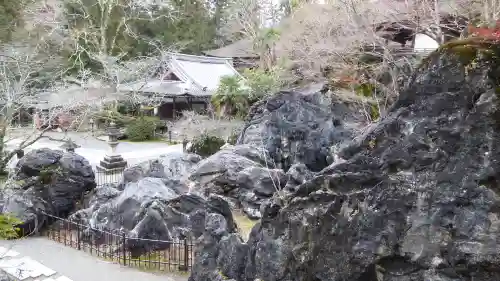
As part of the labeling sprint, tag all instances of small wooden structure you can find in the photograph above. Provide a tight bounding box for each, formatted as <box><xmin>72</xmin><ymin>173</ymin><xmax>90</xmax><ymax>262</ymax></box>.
<box><xmin>373</xmin><ymin>12</ymin><xmax>468</xmax><ymax>50</ymax></box>
<box><xmin>159</xmin><ymin>95</ymin><xmax>209</xmax><ymax>119</ymax></box>
<box><xmin>118</xmin><ymin>80</ymin><xmax>210</xmax><ymax>120</ymax></box>
<box><xmin>18</xmin><ymin>83</ymin><xmax>117</xmax><ymax>130</ymax></box>
<box><xmin>202</xmin><ymin>39</ymin><xmax>259</xmax><ymax>69</ymax></box>
<box><xmin>118</xmin><ymin>53</ymin><xmax>243</xmax><ymax>120</ymax></box>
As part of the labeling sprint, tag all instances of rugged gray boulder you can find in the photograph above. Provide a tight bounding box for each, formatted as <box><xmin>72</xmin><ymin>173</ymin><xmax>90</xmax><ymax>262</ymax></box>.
<box><xmin>283</xmin><ymin>163</ymin><xmax>314</xmax><ymax>192</ymax></box>
<box><xmin>72</xmin><ymin>152</ymin><xmax>236</xmax><ymax>255</ymax></box>
<box><xmin>189</xmin><ymin>91</ymin><xmax>358</xmax><ymax>219</ymax></box>
<box><xmin>119</xmin><ymin>152</ymin><xmax>202</xmax><ymax>189</ymax></box>
<box><xmin>239</xmin><ymin>91</ymin><xmax>357</xmax><ymax>172</ymax></box>
<box><xmin>189</xmin><ymin>41</ymin><xmax>500</xmax><ymax>280</ymax></box>
<box><xmin>189</xmin><ymin>145</ymin><xmax>286</xmax><ymax>218</ymax></box>
<box><xmin>190</xmin><ymin>213</ymin><xmax>244</xmax><ymax>281</ymax></box>
<box><xmin>0</xmin><ymin>148</ymin><xmax>95</xmax><ymax>234</ymax></box>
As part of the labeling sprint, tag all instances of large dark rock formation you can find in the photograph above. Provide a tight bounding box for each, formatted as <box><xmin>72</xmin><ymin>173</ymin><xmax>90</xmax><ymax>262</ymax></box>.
<box><xmin>190</xmin><ymin>91</ymin><xmax>358</xmax><ymax>219</ymax></box>
<box><xmin>239</xmin><ymin>91</ymin><xmax>357</xmax><ymax>172</ymax></box>
<box><xmin>0</xmin><ymin>148</ymin><xmax>95</xmax><ymax>234</ymax></box>
<box><xmin>189</xmin><ymin>40</ymin><xmax>500</xmax><ymax>281</ymax></box>
<box><xmin>189</xmin><ymin>145</ymin><xmax>286</xmax><ymax>219</ymax></box>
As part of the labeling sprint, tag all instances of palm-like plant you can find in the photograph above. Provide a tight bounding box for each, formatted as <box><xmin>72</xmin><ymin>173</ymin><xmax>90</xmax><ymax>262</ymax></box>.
<box><xmin>212</xmin><ymin>75</ymin><xmax>248</xmax><ymax>117</ymax></box>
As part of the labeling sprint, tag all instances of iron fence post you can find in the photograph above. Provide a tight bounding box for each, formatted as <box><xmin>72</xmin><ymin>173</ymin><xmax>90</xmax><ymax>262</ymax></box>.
<box><xmin>122</xmin><ymin>232</ymin><xmax>127</xmax><ymax>266</ymax></box>
<box><xmin>58</xmin><ymin>220</ymin><xmax>61</xmax><ymax>243</ymax></box>
<box><xmin>179</xmin><ymin>237</ymin><xmax>189</xmax><ymax>271</ymax></box>
<box><xmin>77</xmin><ymin>222</ymin><xmax>81</xmax><ymax>250</ymax></box>
<box><xmin>184</xmin><ymin>238</ymin><xmax>189</xmax><ymax>271</ymax></box>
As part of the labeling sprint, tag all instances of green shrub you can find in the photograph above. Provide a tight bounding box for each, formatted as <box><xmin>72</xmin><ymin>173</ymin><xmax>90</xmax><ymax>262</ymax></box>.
<box><xmin>189</xmin><ymin>134</ymin><xmax>226</xmax><ymax>157</ymax></box>
<box><xmin>93</xmin><ymin>110</ymin><xmax>135</xmax><ymax>128</ymax></box>
<box><xmin>354</xmin><ymin>82</ymin><xmax>378</xmax><ymax>98</ymax></box>
<box><xmin>242</xmin><ymin>67</ymin><xmax>282</xmax><ymax>103</ymax></box>
<box><xmin>0</xmin><ymin>214</ymin><xmax>21</xmax><ymax>239</ymax></box>
<box><xmin>126</xmin><ymin>116</ymin><xmax>158</xmax><ymax>141</ymax></box>
<box><xmin>117</xmin><ymin>101</ymin><xmax>140</xmax><ymax>115</ymax></box>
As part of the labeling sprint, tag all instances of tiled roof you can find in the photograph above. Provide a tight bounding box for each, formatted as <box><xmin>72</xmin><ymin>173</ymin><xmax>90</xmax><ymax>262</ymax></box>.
<box><xmin>202</xmin><ymin>38</ymin><xmax>259</xmax><ymax>59</ymax></box>
<box><xmin>117</xmin><ymin>79</ymin><xmax>213</xmax><ymax>96</ymax></box>
<box><xmin>165</xmin><ymin>52</ymin><xmax>242</xmax><ymax>93</ymax></box>
<box><xmin>117</xmin><ymin>52</ymin><xmax>242</xmax><ymax>97</ymax></box>
<box><xmin>29</xmin><ymin>83</ymin><xmax>120</xmax><ymax>109</ymax></box>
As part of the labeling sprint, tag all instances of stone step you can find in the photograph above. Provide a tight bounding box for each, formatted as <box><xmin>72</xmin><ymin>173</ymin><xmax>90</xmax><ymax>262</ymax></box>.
<box><xmin>0</xmin><ymin>247</ymin><xmax>73</xmax><ymax>281</ymax></box>
<box><xmin>0</xmin><ymin>247</ymin><xmax>20</xmax><ymax>258</ymax></box>
<box><xmin>0</xmin><ymin>256</ymin><xmax>56</xmax><ymax>279</ymax></box>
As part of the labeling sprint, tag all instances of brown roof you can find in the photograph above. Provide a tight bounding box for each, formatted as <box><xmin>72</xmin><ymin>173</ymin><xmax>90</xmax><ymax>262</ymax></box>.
<box><xmin>202</xmin><ymin>38</ymin><xmax>259</xmax><ymax>59</ymax></box>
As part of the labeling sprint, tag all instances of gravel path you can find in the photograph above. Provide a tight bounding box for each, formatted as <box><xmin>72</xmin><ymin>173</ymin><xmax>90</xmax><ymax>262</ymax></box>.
<box><xmin>0</xmin><ymin>238</ymin><xmax>188</xmax><ymax>281</ymax></box>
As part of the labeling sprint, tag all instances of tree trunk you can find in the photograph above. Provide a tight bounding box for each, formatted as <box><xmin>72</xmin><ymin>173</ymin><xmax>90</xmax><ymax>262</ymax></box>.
<box><xmin>0</xmin><ymin>121</ymin><xmax>7</xmax><ymax>174</ymax></box>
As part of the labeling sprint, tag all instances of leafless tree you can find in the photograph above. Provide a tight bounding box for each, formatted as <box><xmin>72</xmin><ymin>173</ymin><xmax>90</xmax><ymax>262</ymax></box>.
<box><xmin>272</xmin><ymin>0</ymin><xmax>474</xmax><ymax>121</ymax></box>
<box><xmin>220</xmin><ymin>0</ymin><xmax>262</xmax><ymax>40</ymax></box>
<box><xmin>480</xmin><ymin>0</ymin><xmax>500</xmax><ymax>25</ymax></box>
<box><xmin>0</xmin><ymin>35</ymin><xmax>131</xmax><ymax>171</ymax></box>
<box><xmin>450</xmin><ymin>0</ymin><xmax>500</xmax><ymax>27</ymax></box>
<box><xmin>219</xmin><ymin>0</ymin><xmax>284</xmax><ymax>70</ymax></box>
<box><xmin>58</xmin><ymin>0</ymin><xmax>177</xmax><ymax>89</ymax></box>
<box><xmin>54</xmin><ymin>0</ymin><xmax>191</xmax><ymax>115</ymax></box>
<box><xmin>168</xmin><ymin>111</ymin><xmax>244</xmax><ymax>142</ymax></box>
<box><xmin>0</xmin><ymin>0</ymin><xmax>172</xmax><ymax>174</ymax></box>
<box><xmin>64</xmin><ymin>0</ymin><xmax>173</xmax><ymax>57</ymax></box>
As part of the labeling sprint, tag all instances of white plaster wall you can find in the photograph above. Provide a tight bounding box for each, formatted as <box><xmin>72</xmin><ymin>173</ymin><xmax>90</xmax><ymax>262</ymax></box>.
<box><xmin>413</xmin><ymin>33</ymin><xmax>439</xmax><ymax>53</ymax></box>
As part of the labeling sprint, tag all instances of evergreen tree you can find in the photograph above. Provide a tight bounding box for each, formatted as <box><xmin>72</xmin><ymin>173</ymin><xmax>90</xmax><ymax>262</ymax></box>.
<box><xmin>63</xmin><ymin>0</ymin><xmax>219</xmax><ymax>72</ymax></box>
<box><xmin>0</xmin><ymin>0</ymin><xmax>25</xmax><ymax>42</ymax></box>
<box><xmin>136</xmin><ymin>0</ymin><xmax>218</xmax><ymax>54</ymax></box>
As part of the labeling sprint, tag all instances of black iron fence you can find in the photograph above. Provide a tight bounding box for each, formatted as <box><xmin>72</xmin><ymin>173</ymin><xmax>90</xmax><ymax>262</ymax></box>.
<box><xmin>83</xmin><ymin>166</ymin><xmax>196</xmax><ymax>272</ymax></box>
<box><xmin>41</xmin><ymin>213</ymin><xmax>194</xmax><ymax>272</ymax></box>
<box><xmin>94</xmin><ymin>166</ymin><xmax>128</xmax><ymax>187</ymax></box>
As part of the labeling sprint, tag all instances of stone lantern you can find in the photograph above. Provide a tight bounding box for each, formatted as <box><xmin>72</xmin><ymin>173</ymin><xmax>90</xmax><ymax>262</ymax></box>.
<box><xmin>89</xmin><ymin>118</ymin><xmax>95</xmax><ymax>134</ymax></box>
<box><xmin>96</xmin><ymin>122</ymin><xmax>127</xmax><ymax>173</ymax></box>
<box><xmin>60</xmin><ymin>138</ymin><xmax>79</xmax><ymax>152</ymax></box>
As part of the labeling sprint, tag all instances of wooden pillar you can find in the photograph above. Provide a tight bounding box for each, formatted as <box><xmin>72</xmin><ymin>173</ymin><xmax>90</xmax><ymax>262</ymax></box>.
<box><xmin>205</xmin><ymin>98</ymin><xmax>212</xmax><ymax>117</ymax></box>
<box><xmin>188</xmin><ymin>97</ymin><xmax>193</xmax><ymax>111</ymax></box>
<box><xmin>172</xmin><ymin>97</ymin><xmax>176</xmax><ymax>119</ymax></box>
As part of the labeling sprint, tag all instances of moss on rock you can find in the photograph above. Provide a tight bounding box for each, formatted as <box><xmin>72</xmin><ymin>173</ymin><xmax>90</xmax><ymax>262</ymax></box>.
<box><xmin>419</xmin><ymin>38</ymin><xmax>500</xmax><ymax>133</ymax></box>
<box><xmin>38</xmin><ymin>164</ymin><xmax>63</xmax><ymax>184</ymax></box>
<box><xmin>421</xmin><ymin>37</ymin><xmax>500</xmax><ymax>70</ymax></box>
